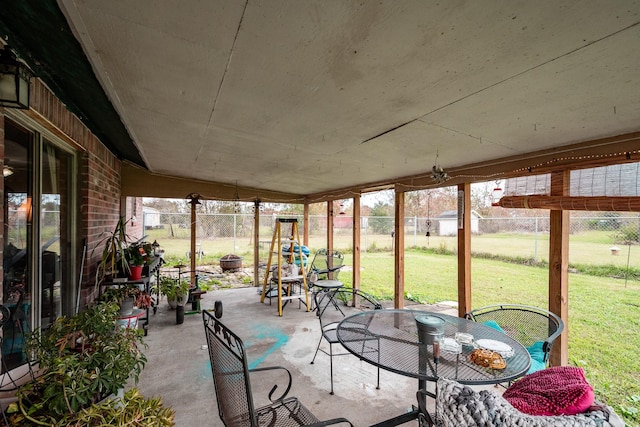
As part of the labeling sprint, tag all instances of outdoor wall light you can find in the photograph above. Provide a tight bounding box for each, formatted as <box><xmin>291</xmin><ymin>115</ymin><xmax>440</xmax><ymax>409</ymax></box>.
<box><xmin>0</xmin><ymin>48</ymin><xmax>32</xmax><ymax>109</ymax></box>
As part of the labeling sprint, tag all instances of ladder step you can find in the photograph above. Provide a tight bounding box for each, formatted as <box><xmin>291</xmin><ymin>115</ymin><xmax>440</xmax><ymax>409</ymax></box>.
<box><xmin>277</xmin><ymin>218</ymin><xmax>298</xmax><ymax>223</ymax></box>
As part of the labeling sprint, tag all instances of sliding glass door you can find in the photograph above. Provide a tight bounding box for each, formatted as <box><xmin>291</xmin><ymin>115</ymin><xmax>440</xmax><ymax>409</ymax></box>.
<box><xmin>2</xmin><ymin>118</ymin><xmax>77</xmax><ymax>372</ymax></box>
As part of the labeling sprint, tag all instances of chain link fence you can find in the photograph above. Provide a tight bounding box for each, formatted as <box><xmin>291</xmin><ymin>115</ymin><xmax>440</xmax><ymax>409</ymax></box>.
<box><xmin>143</xmin><ymin>211</ymin><xmax>640</xmax><ymax>269</ymax></box>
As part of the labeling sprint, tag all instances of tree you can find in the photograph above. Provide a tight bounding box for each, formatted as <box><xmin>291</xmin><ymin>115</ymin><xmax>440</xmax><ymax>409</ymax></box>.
<box><xmin>368</xmin><ymin>201</ymin><xmax>393</xmax><ymax>234</ymax></box>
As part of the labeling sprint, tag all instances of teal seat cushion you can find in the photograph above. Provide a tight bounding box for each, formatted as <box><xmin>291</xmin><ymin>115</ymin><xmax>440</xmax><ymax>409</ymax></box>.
<box><xmin>482</xmin><ymin>320</ymin><xmax>505</xmax><ymax>333</ymax></box>
<box><xmin>526</xmin><ymin>341</ymin><xmax>546</xmax><ymax>374</ymax></box>
<box><xmin>481</xmin><ymin>321</ymin><xmax>546</xmax><ymax>374</ymax></box>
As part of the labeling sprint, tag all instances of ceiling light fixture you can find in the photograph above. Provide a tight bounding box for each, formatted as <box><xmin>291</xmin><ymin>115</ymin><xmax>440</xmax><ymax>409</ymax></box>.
<box><xmin>430</xmin><ymin>151</ymin><xmax>448</xmax><ymax>184</ymax></box>
<box><xmin>0</xmin><ymin>48</ymin><xmax>32</xmax><ymax>109</ymax></box>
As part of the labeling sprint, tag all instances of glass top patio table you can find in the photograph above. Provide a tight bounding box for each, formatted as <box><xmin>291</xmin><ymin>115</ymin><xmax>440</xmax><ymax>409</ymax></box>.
<box><xmin>336</xmin><ymin>309</ymin><xmax>531</xmax><ymax>385</ymax></box>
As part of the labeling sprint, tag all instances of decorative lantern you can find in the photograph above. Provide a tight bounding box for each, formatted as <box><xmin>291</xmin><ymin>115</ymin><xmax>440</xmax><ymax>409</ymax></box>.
<box><xmin>0</xmin><ymin>48</ymin><xmax>32</xmax><ymax>109</ymax></box>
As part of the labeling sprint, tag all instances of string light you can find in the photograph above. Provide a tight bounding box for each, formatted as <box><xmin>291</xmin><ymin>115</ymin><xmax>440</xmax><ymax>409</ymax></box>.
<box><xmin>188</xmin><ymin>149</ymin><xmax>638</xmax><ymax>202</ymax></box>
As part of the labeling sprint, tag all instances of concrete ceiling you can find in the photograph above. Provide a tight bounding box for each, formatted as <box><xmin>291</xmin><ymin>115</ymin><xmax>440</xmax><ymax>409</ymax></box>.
<box><xmin>57</xmin><ymin>0</ymin><xmax>640</xmax><ymax>197</ymax></box>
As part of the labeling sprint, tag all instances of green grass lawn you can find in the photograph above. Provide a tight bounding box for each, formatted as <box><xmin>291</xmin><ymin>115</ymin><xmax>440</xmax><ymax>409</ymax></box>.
<box><xmin>153</xmin><ymin>233</ymin><xmax>640</xmax><ymax>425</ymax></box>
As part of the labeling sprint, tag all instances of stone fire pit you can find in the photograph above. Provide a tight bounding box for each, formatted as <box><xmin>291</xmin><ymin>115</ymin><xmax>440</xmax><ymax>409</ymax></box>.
<box><xmin>219</xmin><ymin>254</ymin><xmax>243</xmax><ymax>271</ymax></box>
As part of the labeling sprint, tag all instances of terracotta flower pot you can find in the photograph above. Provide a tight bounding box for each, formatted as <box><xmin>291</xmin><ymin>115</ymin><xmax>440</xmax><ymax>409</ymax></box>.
<box><xmin>129</xmin><ymin>265</ymin><xmax>143</xmax><ymax>280</ymax></box>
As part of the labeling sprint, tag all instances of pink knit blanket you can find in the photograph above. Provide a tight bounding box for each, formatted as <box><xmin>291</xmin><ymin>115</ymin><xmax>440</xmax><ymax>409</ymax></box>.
<box><xmin>503</xmin><ymin>366</ymin><xmax>595</xmax><ymax>416</ymax></box>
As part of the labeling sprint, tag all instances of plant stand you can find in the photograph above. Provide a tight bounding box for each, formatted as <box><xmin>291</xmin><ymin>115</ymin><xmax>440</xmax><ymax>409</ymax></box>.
<box><xmin>100</xmin><ymin>256</ymin><xmax>163</xmax><ymax>336</ymax></box>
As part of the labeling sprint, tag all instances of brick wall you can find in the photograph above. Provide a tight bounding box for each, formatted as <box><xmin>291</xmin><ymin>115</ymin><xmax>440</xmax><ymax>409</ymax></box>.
<box><xmin>0</xmin><ymin>111</ymin><xmax>4</xmax><ymax>302</ymax></box>
<box><xmin>17</xmin><ymin>79</ymin><xmax>124</xmax><ymax>304</ymax></box>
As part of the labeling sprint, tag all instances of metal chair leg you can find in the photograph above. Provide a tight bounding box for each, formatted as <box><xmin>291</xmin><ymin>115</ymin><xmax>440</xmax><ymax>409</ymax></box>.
<box><xmin>376</xmin><ymin>338</ymin><xmax>380</xmax><ymax>390</ymax></box>
<box><xmin>329</xmin><ymin>342</ymin><xmax>334</xmax><ymax>395</ymax></box>
<box><xmin>310</xmin><ymin>336</ymin><xmax>323</xmax><ymax>364</ymax></box>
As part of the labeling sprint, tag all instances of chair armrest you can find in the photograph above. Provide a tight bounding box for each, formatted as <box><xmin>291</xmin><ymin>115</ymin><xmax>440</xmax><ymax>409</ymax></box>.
<box><xmin>542</xmin><ymin>314</ymin><xmax>565</xmax><ymax>361</ymax></box>
<box><xmin>306</xmin><ymin>418</ymin><xmax>353</xmax><ymax>427</ymax></box>
<box><xmin>416</xmin><ymin>389</ymin><xmax>436</xmax><ymax>427</ymax></box>
<box><xmin>249</xmin><ymin>365</ymin><xmax>293</xmax><ymax>403</ymax></box>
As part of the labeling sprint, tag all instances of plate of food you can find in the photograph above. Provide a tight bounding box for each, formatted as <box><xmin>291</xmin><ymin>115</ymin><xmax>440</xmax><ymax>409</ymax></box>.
<box><xmin>475</xmin><ymin>339</ymin><xmax>514</xmax><ymax>358</ymax></box>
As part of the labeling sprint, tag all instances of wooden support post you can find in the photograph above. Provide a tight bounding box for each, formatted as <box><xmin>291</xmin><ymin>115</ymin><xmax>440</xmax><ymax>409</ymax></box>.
<box><xmin>188</xmin><ymin>194</ymin><xmax>200</xmax><ymax>286</ymax></box>
<box><xmin>303</xmin><ymin>203</ymin><xmax>309</xmax><ymax>247</ymax></box>
<box><xmin>549</xmin><ymin>171</ymin><xmax>570</xmax><ymax>366</ymax></box>
<box><xmin>457</xmin><ymin>183</ymin><xmax>471</xmax><ymax>317</ymax></box>
<box><xmin>327</xmin><ymin>201</ymin><xmax>334</xmax><ymax>252</ymax></box>
<box><xmin>253</xmin><ymin>200</ymin><xmax>260</xmax><ymax>289</ymax></box>
<box><xmin>394</xmin><ymin>189</ymin><xmax>405</xmax><ymax>309</ymax></box>
<box><xmin>353</xmin><ymin>194</ymin><xmax>361</xmax><ymax>291</ymax></box>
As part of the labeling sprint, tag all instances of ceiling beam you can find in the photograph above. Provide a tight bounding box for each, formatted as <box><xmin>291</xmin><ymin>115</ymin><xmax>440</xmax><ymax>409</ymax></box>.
<box><xmin>123</xmin><ymin>131</ymin><xmax>640</xmax><ymax>203</ymax></box>
<box><xmin>121</xmin><ymin>163</ymin><xmax>303</xmax><ymax>203</ymax></box>
<box><xmin>396</xmin><ymin>131</ymin><xmax>640</xmax><ymax>191</ymax></box>
<box><xmin>305</xmin><ymin>132</ymin><xmax>640</xmax><ymax>201</ymax></box>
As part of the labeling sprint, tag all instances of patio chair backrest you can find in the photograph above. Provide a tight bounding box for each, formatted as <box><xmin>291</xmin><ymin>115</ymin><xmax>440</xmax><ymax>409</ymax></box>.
<box><xmin>203</xmin><ymin>309</ymin><xmax>255</xmax><ymax>427</ymax></box>
<box><xmin>315</xmin><ymin>287</ymin><xmax>382</xmax><ymax>332</ymax></box>
<box><xmin>309</xmin><ymin>249</ymin><xmax>344</xmax><ymax>280</ymax></box>
<box><xmin>204</xmin><ymin>309</ymin><xmax>354</xmax><ymax>427</ymax></box>
<box><xmin>464</xmin><ymin>304</ymin><xmax>564</xmax><ymax>364</ymax></box>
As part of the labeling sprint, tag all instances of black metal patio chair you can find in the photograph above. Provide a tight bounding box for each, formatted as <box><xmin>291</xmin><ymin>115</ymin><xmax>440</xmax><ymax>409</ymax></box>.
<box><xmin>307</xmin><ymin>249</ymin><xmax>345</xmax><ymax>283</ymax></box>
<box><xmin>202</xmin><ymin>308</ymin><xmax>353</xmax><ymax>427</ymax></box>
<box><xmin>310</xmin><ymin>287</ymin><xmax>382</xmax><ymax>395</ymax></box>
<box><xmin>464</xmin><ymin>304</ymin><xmax>564</xmax><ymax>373</ymax></box>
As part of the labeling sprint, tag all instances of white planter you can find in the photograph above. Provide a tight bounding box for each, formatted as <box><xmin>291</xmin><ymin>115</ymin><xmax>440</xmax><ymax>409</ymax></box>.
<box><xmin>166</xmin><ymin>293</ymin><xmax>186</xmax><ymax>310</ymax></box>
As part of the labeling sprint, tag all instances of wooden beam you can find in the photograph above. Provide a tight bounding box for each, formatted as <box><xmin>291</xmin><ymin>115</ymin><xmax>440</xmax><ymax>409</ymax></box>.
<box><xmin>457</xmin><ymin>183</ymin><xmax>472</xmax><ymax>317</ymax></box>
<box><xmin>395</xmin><ymin>131</ymin><xmax>640</xmax><ymax>191</ymax></box>
<box><xmin>309</xmin><ymin>132</ymin><xmax>640</xmax><ymax>202</ymax></box>
<box><xmin>121</xmin><ymin>162</ymin><xmax>303</xmax><ymax>202</ymax></box>
<box><xmin>394</xmin><ymin>189</ymin><xmax>405</xmax><ymax>309</ymax></box>
<box><xmin>499</xmin><ymin>195</ymin><xmax>640</xmax><ymax>212</ymax></box>
<box><xmin>353</xmin><ymin>194</ymin><xmax>361</xmax><ymax>291</ymax></box>
<box><xmin>122</xmin><ymin>131</ymin><xmax>640</xmax><ymax>205</ymax></box>
<box><xmin>548</xmin><ymin>171</ymin><xmax>570</xmax><ymax>366</ymax></box>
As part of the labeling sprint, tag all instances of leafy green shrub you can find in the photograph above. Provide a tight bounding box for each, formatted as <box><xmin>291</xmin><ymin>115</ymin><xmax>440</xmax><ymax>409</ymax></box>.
<box><xmin>614</xmin><ymin>225</ymin><xmax>639</xmax><ymax>244</ymax></box>
<box><xmin>15</xmin><ymin>302</ymin><xmax>149</xmax><ymax>425</ymax></box>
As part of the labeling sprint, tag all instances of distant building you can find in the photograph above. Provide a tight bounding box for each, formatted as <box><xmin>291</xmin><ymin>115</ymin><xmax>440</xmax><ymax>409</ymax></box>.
<box><xmin>143</xmin><ymin>207</ymin><xmax>161</xmax><ymax>229</ymax></box>
<box><xmin>436</xmin><ymin>210</ymin><xmax>482</xmax><ymax>235</ymax></box>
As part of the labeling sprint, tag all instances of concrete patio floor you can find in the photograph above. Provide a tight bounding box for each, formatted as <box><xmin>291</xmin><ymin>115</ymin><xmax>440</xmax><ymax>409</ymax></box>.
<box><xmin>132</xmin><ymin>287</ymin><xmax>484</xmax><ymax>426</ymax></box>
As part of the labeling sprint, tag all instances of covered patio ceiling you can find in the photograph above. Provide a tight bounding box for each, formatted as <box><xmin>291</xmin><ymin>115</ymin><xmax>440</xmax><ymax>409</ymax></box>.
<box><xmin>3</xmin><ymin>1</ymin><xmax>640</xmax><ymax>199</ymax></box>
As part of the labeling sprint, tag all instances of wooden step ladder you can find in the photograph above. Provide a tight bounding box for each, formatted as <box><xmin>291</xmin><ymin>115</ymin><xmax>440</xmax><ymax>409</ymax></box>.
<box><xmin>260</xmin><ymin>218</ymin><xmax>310</xmax><ymax>316</ymax></box>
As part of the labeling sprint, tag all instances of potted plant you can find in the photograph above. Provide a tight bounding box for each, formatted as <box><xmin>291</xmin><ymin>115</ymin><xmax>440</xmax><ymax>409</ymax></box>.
<box><xmin>7</xmin><ymin>388</ymin><xmax>175</xmax><ymax>426</ymax></box>
<box><xmin>93</xmin><ymin>217</ymin><xmax>133</xmax><ymax>284</ymax></box>
<box><xmin>125</xmin><ymin>242</ymin><xmax>149</xmax><ymax>280</ymax></box>
<box><xmin>158</xmin><ymin>276</ymin><xmax>190</xmax><ymax>310</ymax></box>
<box><xmin>3</xmin><ymin>300</ymin><xmax>175</xmax><ymax>426</ymax></box>
<box><xmin>99</xmin><ymin>284</ymin><xmax>151</xmax><ymax>316</ymax></box>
